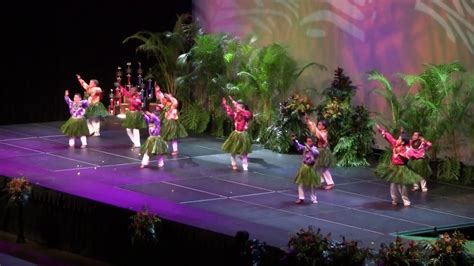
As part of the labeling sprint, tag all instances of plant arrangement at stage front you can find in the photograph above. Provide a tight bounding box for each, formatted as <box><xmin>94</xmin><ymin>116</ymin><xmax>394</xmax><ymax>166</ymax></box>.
<box><xmin>129</xmin><ymin>207</ymin><xmax>161</xmax><ymax>245</ymax></box>
<box><xmin>327</xmin><ymin>237</ymin><xmax>371</xmax><ymax>266</ymax></box>
<box><xmin>318</xmin><ymin>68</ymin><xmax>374</xmax><ymax>166</ymax></box>
<box><xmin>427</xmin><ymin>231</ymin><xmax>469</xmax><ymax>266</ymax></box>
<box><xmin>261</xmin><ymin>93</ymin><xmax>314</xmax><ymax>153</ymax></box>
<box><xmin>5</xmin><ymin>177</ymin><xmax>32</xmax><ymax>206</ymax></box>
<box><xmin>376</xmin><ymin>236</ymin><xmax>426</xmax><ymax>266</ymax></box>
<box><xmin>286</xmin><ymin>226</ymin><xmax>331</xmax><ymax>266</ymax></box>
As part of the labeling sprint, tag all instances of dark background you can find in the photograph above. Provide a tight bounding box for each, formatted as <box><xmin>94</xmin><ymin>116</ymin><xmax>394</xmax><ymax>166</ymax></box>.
<box><xmin>1</xmin><ymin>1</ymin><xmax>192</xmax><ymax>125</ymax></box>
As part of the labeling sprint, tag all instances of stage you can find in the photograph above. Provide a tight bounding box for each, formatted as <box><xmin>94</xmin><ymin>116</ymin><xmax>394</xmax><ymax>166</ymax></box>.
<box><xmin>1</xmin><ymin>119</ymin><xmax>474</xmax><ymax>261</ymax></box>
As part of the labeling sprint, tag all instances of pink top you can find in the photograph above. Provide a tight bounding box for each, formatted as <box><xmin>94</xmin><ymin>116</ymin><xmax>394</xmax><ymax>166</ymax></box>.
<box><xmin>409</xmin><ymin>139</ymin><xmax>432</xmax><ymax>159</ymax></box>
<box><xmin>378</xmin><ymin>127</ymin><xmax>409</xmax><ymax>165</ymax></box>
<box><xmin>222</xmin><ymin>102</ymin><xmax>252</xmax><ymax>132</ymax></box>
<box><xmin>121</xmin><ymin>87</ymin><xmax>142</xmax><ymax>111</ymax></box>
<box><xmin>155</xmin><ymin>90</ymin><xmax>178</xmax><ymax>120</ymax></box>
<box><xmin>306</xmin><ymin>120</ymin><xmax>329</xmax><ymax>148</ymax></box>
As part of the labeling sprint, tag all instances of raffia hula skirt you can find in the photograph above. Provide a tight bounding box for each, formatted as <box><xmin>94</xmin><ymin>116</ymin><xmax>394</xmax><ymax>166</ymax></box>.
<box><xmin>141</xmin><ymin>136</ymin><xmax>168</xmax><ymax>156</ymax></box>
<box><xmin>294</xmin><ymin>164</ymin><xmax>321</xmax><ymax>187</ymax></box>
<box><xmin>85</xmin><ymin>102</ymin><xmax>109</xmax><ymax>119</ymax></box>
<box><xmin>122</xmin><ymin>111</ymin><xmax>146</xmax><ymax>129</ymax></box>
<box><xmin>315</xmin><ymin>147</ymin><xmax>336</xmax><ymax>168</ymax></box>
<box><xmin>407</xmin><ymin>158</ymin><xmax>432</xmax><ymax>178</ymax></box>
<box><xmin>222</xmin><ymin>130</ymin><xmax>252</xmax><ymax>155</ymax></box>
<box><xmin>374</xmin><ymin>162</ymin><xmax>423</xmax><ymax>185</ymax></box>
<box><xmin>161</xmin><ymin>118</ymin><xmax>188</xmax><ymax>141</ymax></box>
<box><xmin>61</xmin><ymin>117</ymin><xmax>89</xmax><ymax>137</ymax></box>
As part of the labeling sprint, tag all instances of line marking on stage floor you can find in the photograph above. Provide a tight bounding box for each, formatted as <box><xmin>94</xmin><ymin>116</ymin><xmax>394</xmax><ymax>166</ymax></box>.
<box><xmin>0</xmin><ymin>141</ymin><xmax>45</xmax><ymax>153</ymax></box>
<box><xmin>211</xmin><ymin>176</ymin><xmax>274</xmax><ymax>192</ymax></box>
<box><xmin>161</xmin><ymin>181</ymin><xmax>227</xmax><ymax>198</ymax></box>
<box><xmin>87</xmin><ymin>148</ymin><xmax>142</xmax><ymax>161</ymax></box>
<box><xmin>232</xmin><ymin>197</ymin><xmax>386</xmax><ymax>236</ymax></box>
<box><xmin>180</xmin><ymin>197</ymin><xmax>227</xmax><ymax>204</ymax></box>
<box><xmin>47</xmin><ymin>153</ymin><xmax>99</xmax><ymax>167</ymax></box>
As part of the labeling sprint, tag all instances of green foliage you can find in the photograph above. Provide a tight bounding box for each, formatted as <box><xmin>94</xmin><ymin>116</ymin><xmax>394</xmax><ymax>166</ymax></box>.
<box><xmin>234</xmin><ymin>43</ymin><xmax>323</xmax><ymax>141</ymax></box>
<box><xmin>124</xmin><ymin>14</ymin><xmax>197</xmax><ymax>96</ymax></box>
<box><xmin>367</xmin><ymin>70</ymin><xmax>408</xmax><ymax>132</ymax></box>
<box><xmin>399</xmin><ymin>61</ymin><xmax>474</xmax><ymax>161</ymax></box>
<box><xmin>333</xmin><ymin>137</ymin><xmax>370</xmax><ymax>167</ymax></box>
<box><xmin>180</xmin><ymin>103</ymin><xmax>210</xmax><ymax>134</ymax></box>
<box><xmin>261</xmin><ymin>94</ymin><xmax>313</xmax><ymax>153</ymax></box>
<box><xmin>437</xmin><ymin>157</ymin><xmax>461</xmax><ymax>182</ymax></box>
<box><xmin>317</xmin><ymin>68</ymin><xmax>374</xmax><ymax>166</ymax></box>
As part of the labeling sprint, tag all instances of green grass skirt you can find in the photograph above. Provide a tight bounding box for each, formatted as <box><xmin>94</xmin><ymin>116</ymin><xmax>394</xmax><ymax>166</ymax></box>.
<box><xmin>161</xmin><ymin>119</ymin><xmax>188</xmax><ymax>141</ymax></box>
<box><xmin>122</xmin><ymin>111</ymin><xmax>146</xmax><ymax>129</ymax></box>
<box><xmin>61</xmin><ymin>117</ymin><xmax>89</xmax><ymax>137</ymax></box>
<box><xmin>407</xmin><ymin>158</ymin><xmax>432</xmax><ymax>178</ymax></box>
<box><xmin>315</xmin><ymin>147</ymin><xmax>336</xmax><ymax>168</ymax></box>
<box><xmin>85</xmin><ymin>102</ymin><xmax>109</xmax><ymax>119</ymax></box>
<box><xmin>222</xmin><ymin>130</ymin><xmax>252</xmax><ymax>155</ymax></box>
<box><xmin>294</xmin><ymin>164</ymin><xmax>321</xmax><ymax>187</ymax></box>
<box><xmin>141</xmin><ymin>136</ymin><xmax>168</xmax><ymax>156</ymax></box>
<box><xmin>374</xmin><ymin>163</ymin><xmax>423</xmax><ymax>185</ymax></box>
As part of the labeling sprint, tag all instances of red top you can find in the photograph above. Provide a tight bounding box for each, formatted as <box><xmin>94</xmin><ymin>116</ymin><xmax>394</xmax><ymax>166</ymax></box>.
<box><xmin>223</xmin><ymin>102</ymin><xmax>252</xmax><ymax>132</ymax></box>
<box><xmin>121</xmin><ymin>87</ymin><xmax>142</xmax><ymax>111</ymax></box>
<box><xmin>378</xmin><ymin>128</ymin><xmax>409</xmax><ymax>165</ymax></box>
<box><xmin>409</xmin><ymin>139</ymin><xmax>432</xmax><ymax>159</ymax></box>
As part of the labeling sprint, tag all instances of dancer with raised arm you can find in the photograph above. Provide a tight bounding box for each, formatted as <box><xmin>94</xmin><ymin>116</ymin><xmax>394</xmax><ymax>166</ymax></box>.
<box><xmin>292</xmin><ymin>134</ymin><xmax>320</xmax><ymax>204</ymax></box>
<box><xmin>408</xmin><ymin>131</ymin><xmax>432</xmax><ymax>192</ymax></box>
<box><xmin>120</xmin><ymin>86</ymin><xmax>146</xmax><ymax>149</ymax></box>
<box><xmin>305</xmin><ymin>116</ymin><xmax>336</xmax><ymax>190</ymax></box>
<box><xmin>140</xmin><ymin>111</ymin><xmax>168</xmax><ymax>168</ymax></box>
<box><xmin>76</xmin><ymin>74</ymin><xmax>109</xmax><ymax>136</ymax></box>
<box><xmin>222</xmin><ymin>96</ymin><xmax>253</xmax><ymax>171</ymax></box>
<box><xmin>155</xmin><ymin>84</ymin><xmax>187</xmax><ymax>156</ymax></box>
<box><xmin>375</xmin><ymin>124</ymin><xmax>422</xmax><ymax>206</ymax></box>
<box><xmin>61</xmin><ymin>90</ymin><xmax>89</xmax><ymax>148</ymax></box>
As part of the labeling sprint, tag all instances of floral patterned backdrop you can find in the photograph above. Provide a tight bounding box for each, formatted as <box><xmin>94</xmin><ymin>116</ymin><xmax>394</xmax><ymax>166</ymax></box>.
<box><xmin>194</xmin><ymin>0</ymin><xmax>474</xmax><ymax>111</ymax></box>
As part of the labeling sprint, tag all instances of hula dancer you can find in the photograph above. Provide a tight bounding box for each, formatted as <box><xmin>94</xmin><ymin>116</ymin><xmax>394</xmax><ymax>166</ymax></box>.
<box><xmin>154</xmin><ymin>84</ymin><xmax>187</xmax><ymax>156</ymax></box>
<box><xmin>375</xmin><ymin>124</ymin><xmax>422</xmax><ymax>206</ymax></box>
<box><xmin>140</xmin><ymin>111</ymin><xmax>168</xmax><ymax>168</ymax></box>
<box><xmin>121</xmin><ymin>86</ymin><xmax>146</xmax><ymax>149</ymax></box>
<box><xmin>292</xmin><ymin>135</ymin><xmax>320</xmax><ymax>204</ymax></box>
<box><xmin>408</xmin><ymin>131</ymin><xmax>432</xmax><ymax>192</ymax></box>
<box><xmin>61</xmin><ymin>90</ymin><xmax>89</xmax><ymax>148</ymax></box>
<box><xmin>222</xmin><ymin>96</ymin><xmax>253</xmax><ymax>171</ymax></box>
<box><xmin>76</xmin><ymin>74</ymin><xmax>109</xmax><ymax>136</ymax></box>
<box><xmin>305</xmin><ymin>116</ymin><xmax>336</xmax><ymax>190</ymax></box>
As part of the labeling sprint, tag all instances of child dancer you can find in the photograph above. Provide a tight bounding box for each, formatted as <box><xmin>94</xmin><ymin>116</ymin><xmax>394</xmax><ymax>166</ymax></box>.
<box><xmin>375</xmin><ymin>124</ymin><xmax>422</xmax><ymax>206</ymax></box>
<box><xmin>408</xmin><ymin>131</ymin><xmax>432</xmax><ymax>192</ymax></box>
<box><xmin>305</xmin><ymin>116</ymin><xmax>336</xmax><ymax>190</ymax></box>
<box><xmin>76</xmin><ymin>74</ymin><xmax>109</xmax><ymax>136</ymax></box>
<box><xmin>140</xmin><ymin>111</ymin><xmax>168</xmax><ymax>168</ymax></box>
<box><xmin>121</xmin><ymin>86</ymin><xmax>146</xmax><ymax>149</ymax></box>
<box><xmin>292</xmin><ymin>135</ymin><xmax>320</xmax><ymax>204</ymax></box>
<box><xmin>60</xmin><ymin>90</ymin><xmax>89</xmax><ymax>148</ymax></box>
<box><xmin>155</xmin><ymin>84</ymin><xmax>187</xmax><ymax>156</ymax></box>
<box><xmin>222</xmin><ymin>96</ymin><xmax>253</xmax><ymax>171</ymax></box>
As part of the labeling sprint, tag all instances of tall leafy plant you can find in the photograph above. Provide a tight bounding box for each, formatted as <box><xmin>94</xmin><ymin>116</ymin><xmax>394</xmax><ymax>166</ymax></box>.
<box><xmin>236</xmin><ymin>43</ymin><xmax>324</xmax><ymax>141</ymax></box>
<box><xmin>401</xmin><ymin>62</ymin><xmax>474</xmax><ymax>181</ymax></box>
<box><xmin>317</xmin><ymin>68</ymin><xmax>374</xmax><ymax>166</ymax></box>
<box><xmin>123</xmin><ymin>14</ymin><xmax>198</xmax><ymax>96</ymax></box>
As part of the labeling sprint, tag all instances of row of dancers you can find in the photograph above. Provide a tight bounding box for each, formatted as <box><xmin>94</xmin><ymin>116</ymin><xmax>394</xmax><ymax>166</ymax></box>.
<box><xmin>61</xmin><ymin>75</ymin><xmax>431</xmax><ymax>206</ymax></box>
